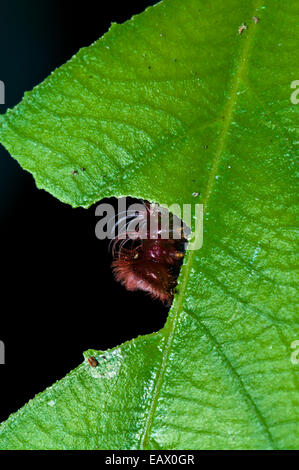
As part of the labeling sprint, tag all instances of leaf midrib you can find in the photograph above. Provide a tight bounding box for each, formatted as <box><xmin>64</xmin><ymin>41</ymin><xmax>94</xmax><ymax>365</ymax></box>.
<box><xmin>139</xmin><ymin>1</ymin><xmax>276</xmax><ymax>450</ymax></box>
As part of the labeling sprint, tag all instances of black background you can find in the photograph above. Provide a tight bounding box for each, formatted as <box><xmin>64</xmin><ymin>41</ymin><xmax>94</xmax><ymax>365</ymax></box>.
<box><xmin>0</xmin><ymin>0</ymin><xmax>167</xmax><ymax>423</ymax></box>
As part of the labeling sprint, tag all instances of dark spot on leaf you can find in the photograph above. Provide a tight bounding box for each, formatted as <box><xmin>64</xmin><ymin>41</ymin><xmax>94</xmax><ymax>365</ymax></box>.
<box><xmin>88</xmin><ymin>356</ymin><xmax>98</xmax><ymax>368</ymax></box>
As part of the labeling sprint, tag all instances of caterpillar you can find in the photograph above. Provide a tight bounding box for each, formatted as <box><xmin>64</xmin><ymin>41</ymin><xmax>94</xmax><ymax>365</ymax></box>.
<box><xmin>111</xmin><ymin>201</ymin><xmax>187</xmax><ymax>306</ymax></box>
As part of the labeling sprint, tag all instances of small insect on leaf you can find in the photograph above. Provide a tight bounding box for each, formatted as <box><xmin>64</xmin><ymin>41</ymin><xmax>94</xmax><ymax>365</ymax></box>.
<box><xmin>87</xmin><ymin>357</ymin><xmax>98</xmax><ymax>368</ymax></box>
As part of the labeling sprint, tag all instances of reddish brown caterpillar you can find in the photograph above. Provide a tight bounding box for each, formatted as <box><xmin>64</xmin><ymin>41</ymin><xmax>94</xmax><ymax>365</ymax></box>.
<box><xmin>111</xmin><ymin>202</ymin><xmax>187</xmax><ymax>306</ymax></box>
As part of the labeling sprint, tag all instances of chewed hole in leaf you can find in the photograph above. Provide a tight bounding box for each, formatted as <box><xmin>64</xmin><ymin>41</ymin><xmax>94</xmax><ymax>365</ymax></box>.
<box><xmin>96</xmin><ymin>197</ymin><xmax>189</xmax><ymax>309</ymax></box>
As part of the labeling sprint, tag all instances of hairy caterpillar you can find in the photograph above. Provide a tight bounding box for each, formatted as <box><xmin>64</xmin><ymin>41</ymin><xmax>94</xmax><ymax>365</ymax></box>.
<box><xmin>111</xmin><ymin>202</ymin><xmax>187</xmax><ymax>305</ymax></box>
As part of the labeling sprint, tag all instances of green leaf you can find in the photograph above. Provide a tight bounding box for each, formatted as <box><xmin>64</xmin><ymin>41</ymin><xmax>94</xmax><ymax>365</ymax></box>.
<box><xmin>0</xmin><ymin>0</ymin><xmax>298</xmax><ymax>450</ymax></box>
